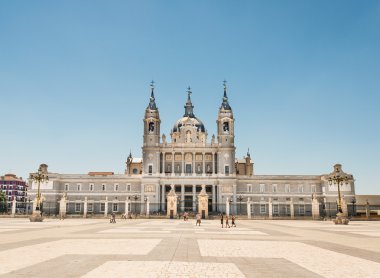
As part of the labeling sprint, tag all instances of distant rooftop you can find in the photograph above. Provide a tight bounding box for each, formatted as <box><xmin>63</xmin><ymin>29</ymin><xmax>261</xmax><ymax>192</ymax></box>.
<box><xmin>88</xmin><ymin>172</ymin><xmax>114</xmax><ymax>176</ymax></box>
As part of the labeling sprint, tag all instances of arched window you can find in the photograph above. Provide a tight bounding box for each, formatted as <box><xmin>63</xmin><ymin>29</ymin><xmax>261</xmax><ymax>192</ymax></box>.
<box><xmin>148</xmin><ymin>122</ymin><xmax>155</xmax><ymax>132</ymax></box>
<box><xmin>223</xmin><ymin>122</ymin><xmax>229</xmax><ymax>132</ymax></box>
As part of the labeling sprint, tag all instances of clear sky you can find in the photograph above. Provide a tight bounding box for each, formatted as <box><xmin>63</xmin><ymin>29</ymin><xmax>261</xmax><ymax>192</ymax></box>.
<box><xmin>1</xmin><ymin>1</ymin><xmax>379</xmax><ymax>194</ymax></box>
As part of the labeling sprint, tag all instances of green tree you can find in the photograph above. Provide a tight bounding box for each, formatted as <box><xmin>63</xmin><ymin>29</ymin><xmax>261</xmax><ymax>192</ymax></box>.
<box><xmin>0</xmin><ymin>191</ymin><xmax>7</xmax><ymax>213</ymax></box>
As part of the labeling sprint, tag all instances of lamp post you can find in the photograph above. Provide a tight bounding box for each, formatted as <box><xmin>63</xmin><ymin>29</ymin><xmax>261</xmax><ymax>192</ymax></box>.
<box><xmin>29</xmin><ymin>164</ymin><xmax>48</xmax><ymax>221</ymax></box>
<box><xmin>132</xmin><ymin>195</ymin><xmax>139</xmax><ymax>216</ymax></box>
<box><xmin>229</xmin><ymin>198</ymin><xmax>233</xmax><ymax>215</ymax></box>
<box><xmin>237</xmin><ymin>195</ymin><xmax>243</xmax><ymax>215</ymax></box>
<box><xmin>351</xmin><ymin>197</ymin><xmax>356</xmax><ymax>217</ymax></box>
<box><xmin>326</xmin><ymin>164</ymin><xmax>353</xmax><ymax>224</ymax></box>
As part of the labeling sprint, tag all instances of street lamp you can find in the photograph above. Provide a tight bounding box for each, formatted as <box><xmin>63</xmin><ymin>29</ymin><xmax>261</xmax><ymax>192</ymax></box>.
<box><xmin>326</xmin><ymin>164</ymin><xmax>353</xmax><ymax>224</ymax></box>
<box><xmin>327</xmin><ymin>164</ymin><xmax>353</xmax><ymax>214</ymax></box>
<box><xmin>131</xmin><ymin>195</ymin><xmax>139</xmax><ymax>216</ymax></box>
<box><xmin>351</xmin><ymin>197</ymin><xmax>356</xmax><ymax>217</ymax></box>
<box><xmin>29</xmin><ymin>164</ymin><xmax>49</xmax><ymax>213</ymax></box>
<box><xmin>237</xmin><ymin>195</ymin><xmax>243</xmax><ymax>215</ymax></box>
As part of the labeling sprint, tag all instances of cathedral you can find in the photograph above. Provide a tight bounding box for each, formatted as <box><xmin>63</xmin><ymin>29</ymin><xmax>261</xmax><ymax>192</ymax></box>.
<box><xmin>28</xmin><ymin>82</ymin><xmax>356</xmax><ymax>218</ymax></box>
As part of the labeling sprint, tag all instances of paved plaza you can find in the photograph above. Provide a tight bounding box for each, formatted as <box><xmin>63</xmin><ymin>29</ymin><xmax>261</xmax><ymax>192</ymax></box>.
<box><xmin>0</xmin><ymin>218</ymin><xmax>379</xmax><ymax>277</ymax></box>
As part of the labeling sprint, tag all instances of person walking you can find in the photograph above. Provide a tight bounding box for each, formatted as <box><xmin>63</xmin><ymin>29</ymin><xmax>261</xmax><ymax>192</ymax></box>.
<box><xmin>231</xmin><ymin>215</ymin><xmax>236</xmax><ymax>227</ymax></box>
<box><xmin>220</xmin><ymin>214</ymin><xmax>224</xmax><ymax>228</ymax></box>
<box><xmin>225</xmin><ymin>215</ymin><xmax>231</xmax><ymax>228</ymax></box>
<box><xmin>196</xmin><ymin>213</ymin><xmax>201</xmax><ymax>226</ymax></box>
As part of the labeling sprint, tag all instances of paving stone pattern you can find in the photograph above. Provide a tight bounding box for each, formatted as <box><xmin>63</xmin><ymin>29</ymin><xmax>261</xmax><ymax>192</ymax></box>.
<box><xmin>0</xmin><ymin>218</ymin><xmax>379</xmax><ymax>277</ymax></box>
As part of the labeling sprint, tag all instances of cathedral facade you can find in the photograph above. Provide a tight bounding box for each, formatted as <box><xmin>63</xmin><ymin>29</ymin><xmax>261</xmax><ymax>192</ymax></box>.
<box><xmin>28</xmin><ymin>83</ymin><xmax>356</xmax><ymax>218</ymax></box>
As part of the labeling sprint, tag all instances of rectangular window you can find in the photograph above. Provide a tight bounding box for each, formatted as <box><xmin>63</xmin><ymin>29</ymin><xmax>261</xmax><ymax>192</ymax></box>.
<box><xmin>88</xmin><ymin>203</ymin><xmax>93</xmax><ymax>212</ymax></box>
<box><xmin>65</xmin><ymin>184</ymin><xmax>69</xmax><ymax>191</ymax></box>
<box><xmin>77</xmin><ymin>184</ymin><xmax>81</xmax><ymax>191</ymax></box>
<box><xmin>272</xmin><ymin>184</ymin><xmax>277</xmax><ymax>193</ymax></box>
<box><xmin>75</xmin><ymin>203</ymin><xmax>81</xmax><ymax>212</ymax></box>
<box><xmin>273</xmin><ymin>204</ymin><xmax>279</xmax><ymax>215</ymax></box>
<box><xmin>247</xmin><ymin>184</ymin><xmax>252</xmax><ymax>193</ymax></box>
<box><xmin>260</xmin><ymin>204</ymin><xmax>266</xmax><ymax>214</ymax></box>
<box><xmin>127</xmin><ymin>184</ymin><xmax>131</xmax><ymax>192</ymax></box>
<box><xmin>260</xmin><ymin>184</ymin><xmax>265</xmax><ymax>193</ymax></box>
<box><xmin>102</xmin><ymin>184</ymin><xmax>106</xmax><ymax>191</ymax></box>
<box><xmin>225</xmin><ymin>165</ymin><xmax>230</xmax><ymax>176</ymax></box>
<box><xmin>148</xmin><ymin>165</ymin><xmax>153</xmax><ymax>174</ymax></box>
<box><xmin>114</xmin><ymin>184</ymin><xmax>119</xmax><ymax>191</ymax></box>
<box><xmin>89</xmin><ymin>184</ymin><xmax>94</xmax><ymax>191</ymax></box>
<box><xmin>298</xmin><ymin>184</ymin><xmax>304</xmax><ymax>193</ymax></box>
<box><xmin>299</xmin><ymin>204</ymin><xmax>305</xmax><ymax>215</ymax></box>
<box><xmin>311</xmin><ymin>185</ymin><xmax>316</xmax><ymax>193</ymax></box>
<box><xmin>100</xmin><ymin>203</ymin><xmax>105</xmax><ymax>212</ymax></box>
<box><xmin>113</xmin><ymin>203</ymin><xmax>118</xmax><ymax>212</ymax></box>
<box><xmin>285</xmin><ymin>184</ymin><xmax>290</xmax><ymax>193</ymax></box>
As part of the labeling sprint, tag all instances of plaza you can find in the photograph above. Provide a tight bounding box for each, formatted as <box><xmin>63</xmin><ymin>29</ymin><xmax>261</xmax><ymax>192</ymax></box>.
<box><xmin>0</xmin><ymin>218</ymin><xmax>379</xmax><ymax>277</ymax></box>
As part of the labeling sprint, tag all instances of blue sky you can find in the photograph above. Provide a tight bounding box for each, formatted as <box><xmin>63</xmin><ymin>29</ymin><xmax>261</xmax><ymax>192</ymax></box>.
<box><xmin>0</xmin><ymin>1</ymin><xmax>379</xmax><ymax>194</ymax></box>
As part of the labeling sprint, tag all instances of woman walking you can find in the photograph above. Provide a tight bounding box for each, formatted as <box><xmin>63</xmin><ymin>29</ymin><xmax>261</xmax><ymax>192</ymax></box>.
<box><xmin>225</xmin><ymin>215</ymin><xmax>231</xmax><ymax>228</ymax></box>
<box><xmin>220</xmin><ymin>214</ymin><xmax>224</xmax><ymax>228</ymax></box>
<box><xmin>231</xmin><ymin>215</ymin><xmax>236</xmax><ymax>227</ymax></box>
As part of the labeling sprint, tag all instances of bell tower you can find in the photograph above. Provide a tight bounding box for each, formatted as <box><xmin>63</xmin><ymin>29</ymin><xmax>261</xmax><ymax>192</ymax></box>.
<box><xmin>217</xmin><ymin>80</ymin><xmax>236</xmax><ymax>175</ymax></box>
<box><xmin>142</xmin><ymin>81</ymin><xmax>161</xmax><ymax>175</ymax></box>
<box><xmin>143</xmin><ymin>81</ymin><xmax>161</xmax><ymax>146</ymax></box>
<box><xmin>217</xmin><ymin>80</ymin><xmax>234</xmax><ymax>147</ymax></box>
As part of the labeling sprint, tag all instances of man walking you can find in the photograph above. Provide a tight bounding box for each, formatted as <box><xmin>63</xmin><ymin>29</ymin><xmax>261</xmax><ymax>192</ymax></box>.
<box><xmin>220</xmin><ymin>214</ymin><xmax>224</xmax><ymax>228</ymax></box>
<box><xmin>196</xmin><ymin>213</ymin><xmax>201</xmax><ymax>226</ymax></box>
<box><xmin>231</xmin><ymin>215</ymin><xmax>236</xmax><ymax>227</ymax></box>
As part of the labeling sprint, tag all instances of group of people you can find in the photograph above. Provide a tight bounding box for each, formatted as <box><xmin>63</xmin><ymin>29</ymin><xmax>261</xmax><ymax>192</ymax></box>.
<box><xmin>220</xmin><ymin>214</ymin><xmax>236</xmax><ymax>228</ymax></box>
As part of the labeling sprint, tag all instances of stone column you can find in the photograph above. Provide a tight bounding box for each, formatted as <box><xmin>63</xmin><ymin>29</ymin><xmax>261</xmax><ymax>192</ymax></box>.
<box><xmin>226</xmin><ymin>197</ymin><xmax>230</xmax><ymax>216</ymax></box>
<box><xmin>290</xmin><ymin>198</ymin><xmax>295</xmax><ymax>219</ymax></box>
<box><xmin>172</xmin><ymin>152</ymin><xmax>175</xmax><ymax>176</ymax></box>
<box><xmin>212</xmin><ymin>152</ymin><xmax>215</xmax><ymax>174</ymax></box>
<box><xmin>247</xmin><ymin>197</ymin><xmax>251</xmax><ymax>219</ymax></box>
<box><xmin>232</xmin><ymin>184</ymin><xmax>237</xmax><ymax>215</ymax></box>
<box><xmin>202</xmin><ymin>152</ymin><xmax>206</xmax><ymax>175</ymax></box>
<box><xmin>182</xmin><ymin>152</ymin><xmax>185</xmax><ymax>176</ymax></box>
<box><xmin>268</xmin><ymin>197</ymin><xmax>273</xmax><ymax>220</ymax></box>
<box><xmin>156</xmin><ymin>151</ymin><xmax>160</xmax><ymax>174</ymax></box>
<box><xmin>32</xmin><ymin>198</ymin><xmax>37</xmax><ymax>213</ymax></box>
<box><xmin>181</xmin><ymin>184</ymin><xmax>185</xmax><ymax>212</ymax></box>
<box><xmin>146</xmin><ymin>197</ymin><xmax>150</xmax><ymax>216</ymax></box>
<box><xmin>11</xmin><ymin>199</ymin><xmax>16</xmax><ymax>217</ymax></box>
<box><xmin>162</xmin><ymin>152</ymin><xmax>165</xmax><ymax>175</ymax></box>
<box><xmin>83</xmin><ymin>197</ymin><xmax>88</xmax><ymax>218</ymax></box>
<box><xmin>341</xmin><ymin>198</ymin><xmax>348</xmax><ymax>217</ymax></box>
<box><xmin>192</xmin><ymin>152</ymin><xmax>196</xmax><ymax>176</ymax></box>
<box><xmin>192</xmin><ymin>185</ymin><xmax>196</xmax><ymax>211</ymax></box>
<box><xmin>104</xmin><ymin>197</ymin><xmax>108</xmax><ymax>218</ymax></box>
<box><xmin>212</xmin><ymin>184</ymin><xmax>216</xmax><ymax>212</ymax></box>
<box><xmin>161</xmin><ymin>184</ymin><xmax>166</xmax><ymax>212</ymax></box>
<box><xmin>59</xmin><ymin>195</ymin><xmax>67</xmax><ymax>219</ymax></box>
<box><xmin>312</xmin><ymin>198</ymin><xmax>320</xmax><ymax>220</ymax></box>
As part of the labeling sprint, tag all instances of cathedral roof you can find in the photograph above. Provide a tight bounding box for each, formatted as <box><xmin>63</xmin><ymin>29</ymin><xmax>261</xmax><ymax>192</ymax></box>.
<box><xmin>172</xmin><ymin>87</ymin><xmax>206</xmax><ymax>132</ymax></box>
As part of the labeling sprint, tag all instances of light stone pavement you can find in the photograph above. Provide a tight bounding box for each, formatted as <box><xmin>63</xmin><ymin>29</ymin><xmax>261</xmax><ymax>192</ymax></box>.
<box><xmin>0</xmin><ymin>218</ymin><xmax>379</xmax><ymax>277</ymax></box>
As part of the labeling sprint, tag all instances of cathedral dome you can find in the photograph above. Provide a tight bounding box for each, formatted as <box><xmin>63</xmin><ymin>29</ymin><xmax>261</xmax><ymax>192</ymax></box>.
<box><xmin>172</xmin><ymin>116</ymin><xmax>205</xmax><ymax>133</ymax></box>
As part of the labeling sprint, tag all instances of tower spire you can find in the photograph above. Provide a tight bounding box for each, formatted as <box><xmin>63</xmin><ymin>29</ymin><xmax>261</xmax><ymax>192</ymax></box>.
<box><xmin>147</xmin><ymin>80</ymin><xmax>157</xmax><ymax>110</ymax></box>
<box><xmin>221</xmin><ymin>79</ymin><xmax>231</xmax><ymax>110</ymax></box>
<box><xmin>184</xmin><ymin>86</ymin><xmax>195</xmax><ymax>117</ymax></box>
